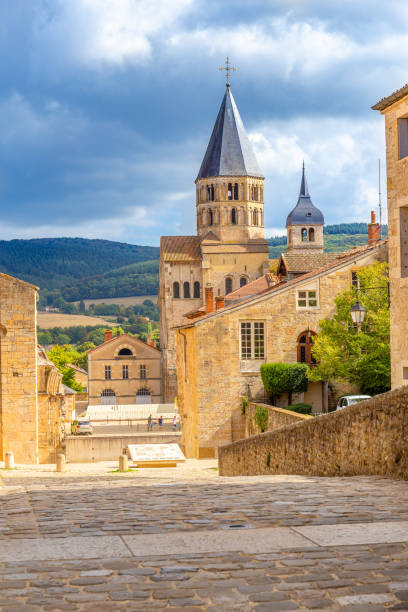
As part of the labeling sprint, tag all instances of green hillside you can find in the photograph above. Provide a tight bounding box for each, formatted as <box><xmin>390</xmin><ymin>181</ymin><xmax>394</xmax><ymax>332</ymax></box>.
<box><xmin>0</xmin><ymin>237</ymin><xmax>159</xmax><ymax>289</ymax></box>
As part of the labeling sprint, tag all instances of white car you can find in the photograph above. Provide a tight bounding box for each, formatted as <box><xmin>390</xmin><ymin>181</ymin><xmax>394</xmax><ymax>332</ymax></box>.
<box><xmin>336</xmin><ymin>395</ymin><xmax>372</xmax><ymax>410</ymax></box>
<box><xmin>76</xmin><ymin>421</ymin><xmax>93</xmax><ymax>435</ymax></box>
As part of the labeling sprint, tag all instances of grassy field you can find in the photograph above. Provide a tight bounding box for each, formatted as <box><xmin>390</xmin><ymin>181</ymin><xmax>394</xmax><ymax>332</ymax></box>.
<box><xmin>74</xmin><ymin>295</ymin><xmax>158</xmax><ymax>308</ymax></box>
<box><xmin>38</xmin><ymin>313</ymin><xmax>115</xmax><ymax>329</ymax></box>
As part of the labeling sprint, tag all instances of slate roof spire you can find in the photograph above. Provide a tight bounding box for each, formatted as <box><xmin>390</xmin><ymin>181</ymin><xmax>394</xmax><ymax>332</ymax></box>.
<box><xmin>286</xmin><ymin>163</ymin><xmax>324</xmax><ymax>226</ymax></box>
<box><xmin>196</xmin><ymin>87</ymin><xmax>263</xmax><ymax>180</ymax></box>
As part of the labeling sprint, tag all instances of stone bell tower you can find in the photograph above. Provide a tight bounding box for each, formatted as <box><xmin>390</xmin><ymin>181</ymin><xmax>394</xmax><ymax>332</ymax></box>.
<box><xmin>286</xmin><ymin>163</ymin><xmax>324</xmax><ymax>254</ymax></box>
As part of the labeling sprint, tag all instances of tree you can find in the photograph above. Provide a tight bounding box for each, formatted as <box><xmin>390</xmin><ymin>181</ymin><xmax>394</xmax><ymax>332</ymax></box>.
<box><xmin>309</xmin><ymin>262</ymin><xmax>390</xmax><ymax>396</ymax></box>
<box><xmin>79</xmin><ymin>300</ymin><xmax>86</xmax><ymax>313</ymax></box>
<box><xmin>38</xmin><ymin>330</ymin><xmax>53</xmax><ymax>345</ymax></box>
<box><xmin>260</xmin><ymin>363</ymin><xmax>308</xmax><ymax>405</ymax></box>
<box><xmin>46</xmin><ymin>345</ymin><xmax>86</xmax><ymax>392</ymax></box>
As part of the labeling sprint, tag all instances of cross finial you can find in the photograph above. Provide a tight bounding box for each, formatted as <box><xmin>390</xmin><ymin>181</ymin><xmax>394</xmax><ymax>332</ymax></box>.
<box><xmin>219</xmin><ymin>56</ymin><xmax>236</xmax><ymax>88</ymax></box>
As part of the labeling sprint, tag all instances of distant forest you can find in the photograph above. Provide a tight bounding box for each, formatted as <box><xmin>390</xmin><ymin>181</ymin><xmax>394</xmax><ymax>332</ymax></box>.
<box><xmin>0</xmin><ymin>224</ymin><xmax>387</xmax><ymax>307</ymax></box>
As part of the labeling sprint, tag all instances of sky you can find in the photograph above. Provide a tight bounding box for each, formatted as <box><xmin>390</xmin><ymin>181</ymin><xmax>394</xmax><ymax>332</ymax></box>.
<box><xmin>0</xmin><ymin>0</ymin><xmax>407</xmax><ymax>245</ymax></box>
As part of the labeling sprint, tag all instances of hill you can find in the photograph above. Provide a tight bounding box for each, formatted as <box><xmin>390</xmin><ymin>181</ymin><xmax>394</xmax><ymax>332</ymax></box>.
<box><xmin>0</xmin><ymin>237</ymin><xmax>159</xmax><ymax>289</ymax></box>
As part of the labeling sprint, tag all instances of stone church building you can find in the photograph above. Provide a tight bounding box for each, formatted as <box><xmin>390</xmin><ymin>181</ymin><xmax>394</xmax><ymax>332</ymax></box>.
<box><xmin>159</xmin><ymin>84</ymin><xmax>269</xmax><ymax>401</ymax></box>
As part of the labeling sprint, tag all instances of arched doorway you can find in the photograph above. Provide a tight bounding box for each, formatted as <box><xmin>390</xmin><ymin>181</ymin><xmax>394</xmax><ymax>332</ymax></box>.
<box><xmin>101</xmin><ymin>389</ymin><xmax>116</xmax><ymax>405</ymax></box>
<box><xmin>136</xmin><ymin>388</ymin><xmax>151</xmax><ymax>404</ymax></box>
<box><xmin>297</xmin><ymin>331</ymin><xmax>317</xmax><ymax>365</ymax></box>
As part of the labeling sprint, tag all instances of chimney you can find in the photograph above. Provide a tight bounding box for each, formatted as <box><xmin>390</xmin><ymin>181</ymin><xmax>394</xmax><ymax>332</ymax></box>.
<box><xmin>205</xmin><ymin>286</ymin><xmax>214</xmax><ymax>313</ymax></box>
<box><xmin>147</xmin><ymin>334</ymin><xmax>156</xmax><ymax>348</ymax></box>
<box><xmin>104</xmin><ymin>329</ymin><xmax>113</xmax><ymax>343</ymax></box>
<box><xmin>215</xmin><ymin>296</ymin><xmax>225</xmax><ymax>310</ymax></box>
<box><xmin>368</xmin><ymin>210</ymin><xmax>380</xmax><ymax>245</ymax></box>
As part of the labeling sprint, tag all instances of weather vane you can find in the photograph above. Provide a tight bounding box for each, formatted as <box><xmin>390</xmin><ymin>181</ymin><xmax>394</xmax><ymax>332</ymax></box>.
<box><xmin>219</xmin><ymin>56</ymin><xmax>236</xmax><ymax>87</ymax></box>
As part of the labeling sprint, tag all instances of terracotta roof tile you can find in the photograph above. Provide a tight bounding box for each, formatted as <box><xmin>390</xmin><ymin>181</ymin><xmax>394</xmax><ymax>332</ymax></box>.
<box><xmin>225</xmin><ymin>273</ymin><xmax>277</xmax><ymax>302</ymax></box>
<box><xmin>282</xmin><ymin>252</ymin><xmax>341</xmax><ymax>274</ymax></box>
<box><xmin>160</xmin><ymin>236</ymin><xmax>202</xmax><ymax>262</ymax></box>
<box><xmin>372</xmin><ymin>83</ymin><xmax>408</xmax><ymax>111</ymax></box>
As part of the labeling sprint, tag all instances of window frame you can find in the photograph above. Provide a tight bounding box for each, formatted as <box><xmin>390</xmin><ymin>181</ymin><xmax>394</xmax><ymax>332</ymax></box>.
<box><xmin>297</xmin><ymin>289</ymin><xmax>319</xmax><ymax>309</ymax></box>
<box><xmin>104</xmin><ymin>365</ymin><xmax>111</xmax><ymax>380</ymax></box>
<box><xmin>140</xmin><ymin>364</ymin><xmax>146</xmax><ymax>380</ymax></box>
<box><xmin>122</xmin><ymin>364</ymin><xmax>129</xmax><ymax>379</ymax></box>
<box><xmin>173</xmin><ymin>281</ymin><xmax>180</xmax><ymax>299</ymax></box>
<box><xmin>240</xmin><ymin>321</ymin><xmax>265</xmax><ymax>361</ymax></box>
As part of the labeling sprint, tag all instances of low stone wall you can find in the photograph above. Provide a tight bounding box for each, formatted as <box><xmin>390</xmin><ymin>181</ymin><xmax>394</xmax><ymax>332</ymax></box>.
<box><xmin>65</xmin><ymin>433</ymin><xmax>181</xmax><ymax>462</ymax></box>
<box><xmin>219</xmin><ymin>386</ymin><xmax>408</xmax><ymax>479</ymax></box>
<box><xmin>245</xmin><ymin>402</ymin><xmax>312</xmax><ymax>437</ymax></box>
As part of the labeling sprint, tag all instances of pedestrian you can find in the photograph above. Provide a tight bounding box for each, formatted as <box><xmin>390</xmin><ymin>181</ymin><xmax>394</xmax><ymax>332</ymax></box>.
<box><xmin>147</xmin><ymin>414</ymin><xmax>152</xmax><ymax>431</ymax></box>
<box><xmin>175</xmin><ymin>414</ymin><xmax>181</xmax><ymax>430</ymax></box>
<box><xmin>172</xmin><ymin>415</ymin><xmax>177</xmax><ymax>430</ymax></box>
<box><xmin>158</xmin><ymin>415</ymin><xmax>163</xmax><ymax>428</ymax></box>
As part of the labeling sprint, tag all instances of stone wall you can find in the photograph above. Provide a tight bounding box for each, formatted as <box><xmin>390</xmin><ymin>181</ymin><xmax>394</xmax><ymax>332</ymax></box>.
<box><xmin>245</xmin><ymin>402</ymin><xmax>312</xmax><ymax>437</ymax></box>
<box><xmin>219</xmin><ymin>386</ymin><xmax>408</xmax><ymax>479</ymax></box>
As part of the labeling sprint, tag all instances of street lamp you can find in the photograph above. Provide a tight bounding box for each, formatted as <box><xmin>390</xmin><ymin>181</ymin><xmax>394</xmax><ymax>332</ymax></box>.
<box><xmin>350</xmin><ymin>299</ymin><xmax>366</xmax><ymax>327</ymax></box>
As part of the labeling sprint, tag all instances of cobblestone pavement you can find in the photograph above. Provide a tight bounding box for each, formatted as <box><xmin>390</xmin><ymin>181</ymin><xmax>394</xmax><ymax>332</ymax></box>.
<box><xmin>1</xmin><ymin>462</ymin><xmax>408</xmax><ymax>610</ymax></box>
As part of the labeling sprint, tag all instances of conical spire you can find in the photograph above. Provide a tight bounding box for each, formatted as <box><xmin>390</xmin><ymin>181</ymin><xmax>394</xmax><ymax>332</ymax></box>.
<box><xmin>286</xmin><ymin>163</ymin><xmax>324</xmax><ymax>226</ymax></box>
<box><xmin>197</xmin><ymin>88</ymin><xmax>263</xmax><ymax>180</ymax></box>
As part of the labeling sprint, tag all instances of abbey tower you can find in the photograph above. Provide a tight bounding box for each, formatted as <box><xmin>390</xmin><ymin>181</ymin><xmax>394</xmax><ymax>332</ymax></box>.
<box><xmin>159</xmin><ymin>83</ymin><xmax>269</xmax><ymax>401</ymax></box>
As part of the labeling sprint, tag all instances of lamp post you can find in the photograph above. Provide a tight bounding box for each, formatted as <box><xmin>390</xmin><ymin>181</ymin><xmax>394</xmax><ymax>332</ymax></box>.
<box><xmin>350</xmin><ymin>300</ymin><xmax>366</xmax><ymax>330</ymax></box>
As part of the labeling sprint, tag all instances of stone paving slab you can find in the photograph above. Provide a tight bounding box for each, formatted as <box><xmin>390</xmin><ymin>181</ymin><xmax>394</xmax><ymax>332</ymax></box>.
<box><xmin>295</xmin><ymin>521</ymin><xmax>408</xmax><ymax>547</ymax></box>
<box><xmin>124</xmin><ymin>527</ymin><xmax>312</xmax><ymax>556</ymax></box>
<box><xmin>0</xmin><ymin>536</ymin><xmax>131</xmax><ymax>562</ymax></box>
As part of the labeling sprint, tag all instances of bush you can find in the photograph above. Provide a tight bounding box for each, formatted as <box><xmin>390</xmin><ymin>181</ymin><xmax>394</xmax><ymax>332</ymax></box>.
<box><xmin>241</xmin><ymin>395</ymin><xmax>249</xmax><ymax>415</ymax></box>
<box><xmin>254</xmin><ymin>405</ymin><xmax>269</xmax><ymax>433</ymax></box>
<box><xmin>286</xmin><ymin>403</ymin><xmax>313</xmax><ymax>415</ymax></box>
<box><xmin>260</xmin><ymin>363</ymin><xmax>309</xmax><ymax>405</ymax></box>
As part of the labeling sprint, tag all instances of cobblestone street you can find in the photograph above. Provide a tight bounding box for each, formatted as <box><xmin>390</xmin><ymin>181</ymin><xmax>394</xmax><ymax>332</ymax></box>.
<box><xmin>1</xmin><ymin>461</ymin><xmax>408</xmax><ymax>610</ymax></box>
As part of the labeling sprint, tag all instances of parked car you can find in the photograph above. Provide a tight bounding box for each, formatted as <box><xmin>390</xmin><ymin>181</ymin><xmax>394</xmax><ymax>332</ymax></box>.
<box><xmin>76</xmin><ymin>420</ymin><xmax>93</xmax><ymax>435</ymax></box>
<box><xmin>336</xmin><ymin>395</ymin><xmax>372</xmax><ymax>410</ymax></box>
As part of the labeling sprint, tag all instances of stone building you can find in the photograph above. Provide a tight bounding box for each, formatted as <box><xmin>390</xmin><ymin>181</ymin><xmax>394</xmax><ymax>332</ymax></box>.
<box><xmin>373</xmin><ymin>84</ymin><xmax>408</xmax><ymax>388</ymax></box>
<box><xmin>159</xmin><ymin>84</ymin><xmax>269</xmax><ymax>401</ymax></box>
<box><xmin>87</xmin><ymin>330</ymin><xmax>161</xmax><ymax>405</ymax></box>
<box><xmin>0</xmin><ymin>272</ymin><xmax>71</xmax><ymax>464</ymax></box>
<box><xmin>176</xmin><ymin>240</ymin><xmax>387</xmax><ymax>458</ymax></box>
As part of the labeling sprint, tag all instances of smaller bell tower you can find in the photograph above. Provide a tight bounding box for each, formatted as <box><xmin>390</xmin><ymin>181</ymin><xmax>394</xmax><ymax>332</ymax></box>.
<box><xmin>286</xmin><ymin>163</ymin><xmax>324</xmax><ymax>254</ymax></box>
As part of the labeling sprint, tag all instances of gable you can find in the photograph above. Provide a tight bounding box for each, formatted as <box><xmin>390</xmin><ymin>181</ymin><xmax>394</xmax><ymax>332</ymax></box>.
<box><xmin>88</xmin><ymin>334</ymin><xmax>160</xmax><ymax>360</ymax></box>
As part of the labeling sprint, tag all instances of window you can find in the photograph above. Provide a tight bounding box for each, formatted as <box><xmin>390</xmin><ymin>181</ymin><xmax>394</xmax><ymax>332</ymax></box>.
<box><xmin>351</xmin><ymin>271</ymin><xmax>359</xmax><ymax>288</ymax></box>
<box><xmin>209</xmin><ymin>209</ymin><xmax>213</xmax><ymax>225</ymax></box>
<box><xmin>228</xmin><ymin>183</ymin><xmax>233</xmax><ymax>200</ymax></box>
<box><xmin>240</xmin><ymin>322</ymin><xmax>265</xmax><ymax>360</ymax></box>
<box><xmin>297</xmin><ymin>331</ymin><xmax>317</xmax><ymax>365</ymax></box>
<box><xmin>400</xmin><ymin>207</ymin><xmax>408</xmax><ymax>277</ymax></box>
<box><xmin>225</xmin><ymin>277</ymin><xmax>233</xmax><ymax>295</ymax></box>
<box><xmin>231</xmin><ymin>208</ymin><xmax>237</xmax><ymax>224</ymax></box>
<box><xmin>233</xmin><ymin>183</ymin><xmax>239</xmax><ymax>200</ymax></box>
<box><xmin>104</xmin><ymin>365</ymin><xmax>111</xmax><ymax>380</ymax></box>
<box><xmin>297</xmin><ymin>290</ymin><xmax>318</xmax><ymax>308</ymax></box>
<box><xmin>140</xmin><ymin>364</ymin><xmax>146</xmax><ymax>379</ymax></box>
<box><xmin>398</xmin><ymin>118</ymin><xmax>408</xmax><ymax>159</ymax></box>
<box><xmin>136</xmin><ymin>388</ymin><xmax>151</xmax><ymax>404</ymax></box>
<box><xmin>183</xmin><ymin>281</ymin><xmax>190</xmax><ymax>298</ymax></box>
<box><xmin>240</xmin><ymin>276</ymin><xmax>248</xmax><ymax>287</ymax></box>
<box><xmin>308</xmin><ymin>228</ymin><xmax>315</xmax><ymax>242</ymax></box>
<box><xmin>122</xmin><ymin>365</ymin><xmax>129</xmax><ymax>379</ymax></box>
<box><xmin>118</xmin><ymin>348</ymin><xmax>132</xmax><ymax>355</ymax></box>
<box><xmin>173</xmin><ymin>282</ymin><xmax>180</xmax><ymax>298</ymax></box>
<box><xmin>193</xmin><ymin>281</ymin><xmax>200</xmax><ymax>298</ymax></box>
<box><xmin>301</xmin><ymin>228</ymin><xmax>308</xmax><ymax>242</ymax></box>
<box><xmin>101</xmin><ymin>389</ymin><xmax>116</xmax><ymax>405</ymax></box>
<box><xmin>253</xmin><ymin>209</ymin><xmax>258</xmax><ymax>225</ymax></box>
<box><xmin>207</xmin><ymin>184</ymin><xmax>214</xmax><ymax>201</ymax></box>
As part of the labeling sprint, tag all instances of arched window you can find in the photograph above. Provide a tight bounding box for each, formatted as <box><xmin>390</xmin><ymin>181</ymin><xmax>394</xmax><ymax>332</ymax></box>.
<box><xmin>228</xmin><ymin>183</ymin><xmax>233</xmax><ymax>200</ymax></box>
<box><xmin>297</xmin><ymin>331</ymin><xmax>317</xmax><ymax>365</ymax></box>
<box><xmin>231</xmin><ymin>208</ymin><xmax>237</xmax><ymax>224</ymax></box>
<box><xmin>301</xmin><ymin>228</ymin><xmax>308</xmax><ymax>242</ymax></box>
<box><xmin>207</xmin><ymin>185</ymin><xmax>214</xmax><ymax>201</ymax></box>
<box><xmin>225</xmin><ymin>277</ymin><xmax>233</xmax><ymax>295</ymax></box>
<box><xmin>288</xmin><ymin>229</ymin><xmax>292</xmax><ymax>244</ymax></box>
<box><xmin>173</xmin><ymin>282</ymin><xmax>180</xmax><ymax>298</ymax></box>
<box><xmin>309</xmin><ymin>228</ymin><xmax>315</xmax><ymax>242</ymax></box>
<box><xmin>101</xmin><ymin>389</ymin><xmax>116</xmax><ymax>405</ymax></box>
<box><xmin>183</xmin><ymin>282</ymin><xmax>190</xmax><ymax>298</ymax></box>
<box><xmin>136</xmin><ymin>388</ymin><xmax>151</xmax><ymax>404</ymax></box>
<box><xmin>233</xmin><ymin>183</ymin><xmax>239</xmax><ymax>200</ymax></box>
<box><xmin>253</xmin><ymin>209</ymin><xmax>258</xmax><ymax>225</ymax></box>
<box><xmin>240</xmin><ymin>276</ymin><xmax>248</xmax><ymax>287</ymax></box>
<box><xmin>209</xmin><ymin>209</ymin><xmax>213</xmax><ymax>226</ymax></box>
<box><xmin>118</xmin><ymin>348</ymin><xmax>132</xmax><ymax>355</ymax></box>
<box><xmin>193</xmin><ymin>281</ymin><xmax>200</xmax><ymax>298</ymax></box>
<box><xmin>211</xmin><ymin>184</ymin><xmax>214</xmax><ymax>201</ymax></box>
<box><xmin>254</xmin><ymin>186</ymin><xmax>258</xmax><ymax>201</ymax></box>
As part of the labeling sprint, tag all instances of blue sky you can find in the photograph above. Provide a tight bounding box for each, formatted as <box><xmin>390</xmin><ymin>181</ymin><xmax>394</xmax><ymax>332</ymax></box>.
<box><xmin>0</xmin><ymin>0</ymin><xmax>407</xmax><ymax>245</ymax></box>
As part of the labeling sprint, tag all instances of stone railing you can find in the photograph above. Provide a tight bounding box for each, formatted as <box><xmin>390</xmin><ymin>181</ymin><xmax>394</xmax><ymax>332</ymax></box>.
<box><xmin>245</xmin><ymin>402</ymin><xmax>312</xmax><ymax>437</ymax></box>
<box><xmin>219</xmin><ymin>386</ymin><xmax>408</xmax><ymax>479</ymax></box>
